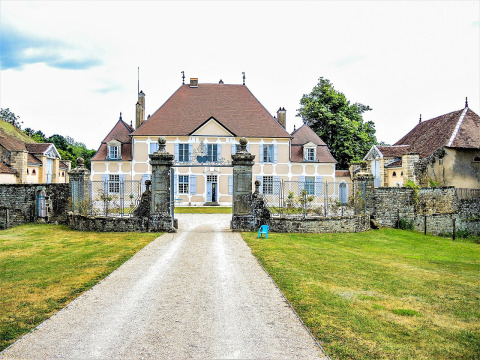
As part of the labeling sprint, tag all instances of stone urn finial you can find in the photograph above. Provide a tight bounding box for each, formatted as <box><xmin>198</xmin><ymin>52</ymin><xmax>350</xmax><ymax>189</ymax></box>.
<box><xmin>157</xmin><ymin>136</ymin><xmax>167</xmax><ymax>153</ymax></box>
<box><xmin>145</xmin><ymin>179</ymin><xmax>151</xmax><ymax>192</ymax></box>
<box><xmin>239</xmin><ymin>137</ymin><xmax>248</xmax><ymax>152</ymax></box>
<box><xmin>254</xmin><ymin>179</ymin><xmax>261</xmax><ymax>194</ymax></box>
<box><xmin>77</xmin><ymin>157</ymin><xmax>85</xmax><ymax>168</ymax></box>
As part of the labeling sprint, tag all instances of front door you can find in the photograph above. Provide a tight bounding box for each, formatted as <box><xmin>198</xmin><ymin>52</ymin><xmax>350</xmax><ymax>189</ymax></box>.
<box><xmin>46</xmin><ymin>158</ymin><xmax>53</xmax><ymax>183</ymax></box>
<box><xmin>371</xmin><ymin>160</ymin><xmax>380</xmax><ymax>187</ymax></box>
<box><xmin>206</xmin><ymin>175</ymin><xmax>218</xmax><ymax>202</ymax></box>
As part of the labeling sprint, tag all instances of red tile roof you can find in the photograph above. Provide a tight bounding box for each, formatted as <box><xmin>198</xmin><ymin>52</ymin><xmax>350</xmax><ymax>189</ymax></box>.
<box><xmin>25</xmin><ymin>143</ymin><xmax>54</xmax><ymax>154</ymax></box>
<box><xmin>0</xmin><ymin>162</ymin><xmax>16</xmax><ymax>174</ymax></box>
<box><xmin>385</xmin><ymin>159</ymin><xmax>403</xmax><ymax>168</ymax></box>
<box><xmin>395</xmin><ymin>108</ymin><xmax>480</xmax><ymax>158</ymax></box>
<box><xmin>290</xmin><ymin>123</ymin><xmax>327</xmax><ymax>146</ymax></box>
<box><xmin>335</xmin><ymin>170</ymin><xmax>351</xmax><ymax>177</ymax></box>
<box><xmin>91</xmin><ymin>120</ymin><xmax>134</xmax><ymax>161</ymax></box>
<box><xmin>290</xmin><ymin>145</ymin><xmax>336</xmax><ymax>163</ymax></box>
<box><xmin>377</xmin><ymin>145</ymin><xmax>412</xmax><ymax>157</ymax></box>
<box><xmin>27</xmin><ymin>154</ymin><xmax>42</xmax><ymax>165</ymax></box>
<box><xmin>132</xmin><ymin>84</ymin><xmax>291</xmax><ymax>138</ymax></box>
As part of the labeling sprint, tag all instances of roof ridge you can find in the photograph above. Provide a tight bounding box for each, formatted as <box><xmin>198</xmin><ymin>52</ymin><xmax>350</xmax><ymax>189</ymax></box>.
<box><xmin>447</xmin><ymin>107</ymin><xmax>468</xmax><ymax>147</ymax></box>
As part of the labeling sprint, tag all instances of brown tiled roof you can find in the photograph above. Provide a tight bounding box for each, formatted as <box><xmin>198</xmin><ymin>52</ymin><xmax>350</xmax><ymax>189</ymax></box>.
<box><xmin>335</xmin><ymin>170</ymin><xmax>351</xmax><ymax>177</ymax></box>
<box><xmin>394</xmin><ymin>108</ymin><xmax>480</xmax><ymax>158</ymax></box>
<box><xmin>385</xmin><ymin>159</ymin><xmax>402</xmax><ymax>168</ymax></box>
<box><xmin>290</xmin><ymin>145</ymin><xmax>336</xmax><ymax>163</ymax></box>
<box><xmin>27</xmin><ymin>154</ymin><xmax>42</xmax><ymax>165</ymax></box>
<box><xmin>132</xmin><ymin>84</ymin><xmax>291</xmax><ymax>138</ymax></box>
<box><xmin>25</xmin><ymin>143</ymin><xmax>53</xmax><ymax>154</ymax></box>
<box><xmin>377</xmin><ymin>145</ymin><xmax>412</xmax><ymax>157</ymax></box>
<box><xmin>290</xmin><ymin>123</ymin><xmax>327</xmax><ymax>146</ymax></box>
<box><xmin>92</xmin><ymin>120</ymin><xmax>134</xmax><ymax>161</ymax></box>
<box><xmin>0</xmin><ymin>162</ymin><xmax>16</xmax><ymax>174</ymax></box>
<box><xmin>0</xmin><ymin>131</ymin><xmax>26</xmax><ymax>151</ymax></box>
<box><xmin>59</xmin><ymin>161</ymin><xmax>69</xmax><ymax>169</ymax></box>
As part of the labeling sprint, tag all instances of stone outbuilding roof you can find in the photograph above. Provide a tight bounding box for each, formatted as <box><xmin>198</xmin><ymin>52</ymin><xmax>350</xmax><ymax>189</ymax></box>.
<box><xmin>132</xmin><ymin>83</ymin><xmax>291</xmax><ymax>138</ymax></box>
<box><xmin>0</xmin><ymin>162</ymin><xmax>16</xmax><ymax>174</ymax></box>
<box><xmin>290</xmin><ymin>123</ymin><xmax>336</xmax><ymax>163</ymax></box>
<box><xmin>395</xmin><ymin>107</ymin><xmax>480</xmax><ymax>158</ymax></box>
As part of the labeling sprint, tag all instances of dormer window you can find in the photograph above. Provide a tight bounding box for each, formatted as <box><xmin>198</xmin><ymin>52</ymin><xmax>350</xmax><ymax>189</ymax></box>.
<box><xmin>107</xmin><ymin>140</ymin><xmax>121</xmax><ymax>160</ymax></box>
<box><xmin>303</xmin><ymin>142</ymin><xmax>316</xmax><ymax>162</ymax></box>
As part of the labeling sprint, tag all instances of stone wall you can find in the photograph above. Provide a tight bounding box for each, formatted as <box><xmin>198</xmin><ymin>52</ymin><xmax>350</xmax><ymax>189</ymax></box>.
<box><xmin>67</xmin><ymin>213</ymin><xmax>176</xmax><ymax>232</ymax></box>
<box><xmin>0</xmin><ymin>183</ymin><xmax>70</xmax><ymax>229</ymax></box>
<box><xmin>268</xmin><ymin>214</ymin><xmax>370</xmax><ymax>233</ymax></box>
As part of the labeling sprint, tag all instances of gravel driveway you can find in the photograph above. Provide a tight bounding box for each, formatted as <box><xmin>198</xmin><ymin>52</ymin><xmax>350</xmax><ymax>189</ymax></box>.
<box><xmin>1</xmin><ymin>214</ymin><xmax>327</xmax><ymax>359</ymax></box>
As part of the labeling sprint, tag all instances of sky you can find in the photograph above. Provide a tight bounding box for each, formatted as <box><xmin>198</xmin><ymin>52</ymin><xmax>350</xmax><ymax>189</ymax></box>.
<box><xmin>1</xmin><ymin>0</ymin><xmax>479</xmax><ymax>151</ymax></box>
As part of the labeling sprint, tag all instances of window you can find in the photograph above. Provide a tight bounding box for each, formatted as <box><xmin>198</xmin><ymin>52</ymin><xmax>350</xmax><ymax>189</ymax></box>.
<box><xmin>178</xmin><ymin>144</ymin><xmax>190</xmax><ymax>162</ymax></box>
<box><xmin>109</xmin><ymin>174</ymin><xmax>120</xmax><ymax>193</ymax></box>
<box><xmin>474</xmin><ymin>156</ymin><xmax>480</xmax><ymax>162</ymax></box>
<box><xmin>32</xmin><ymin>169</ymin><xmax>36</xmax><ymax>175</ymax></box>
<box><xmin>392</xmin><ymin>171</ymin><xmax>397</xmax><ymax>177</ymax></box>
<box><xmin>263</xmin><ymin>145</ymin><xmax>274</xmax><ymax>163</ymax></box>
<box><xmin>401</xmin><ymin>171</ymin><xmax>404</xmax><ymax>176</ymax></box>
<box><xmin>305</xmin><ymin>176</ymin><xmax>315</xmax><ymax>195</ymax></box>
<box><xmin>306</xmin><ymin>148</ymin><xmax>315</xmax><ymax>161</ymax></box>
<box><xmin>149</xmin><ymin>142</ymin><xmax>158</xmax><ymax>154</ymax></box>
<box><xmin>178</xmin><ymin>175</ymin><xmax>189</xmax><ymax>194</ymax></box>
<box><xmin>27</xmin><ymin>169</ymin><xmax>29</xmax><ymax>175</ymax></box>
<box><xmin>263</xmin><ymin>176</ymin><xmax>273</xmax><ymax>195</ymax></box>
<box><xmin>109</xmin><ymin>145</ymin><xmax>119</xmax><ymax>159</ymax></box>
<box><xmin>207</xmin><ymin>175</ymin><xmax>217</xmax><ymax>182</ymax></box>
<box><xmin>207</xmin><ymin>144</ymin><xmax>218</xmax><ymax>162</ymax></box>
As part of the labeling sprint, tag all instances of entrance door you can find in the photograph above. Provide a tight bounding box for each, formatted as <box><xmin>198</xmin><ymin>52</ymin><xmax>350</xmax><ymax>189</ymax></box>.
<box><xmin>46</xmin><ymin>158</ymin><xmax>53</xmax><ymax>183</ymax></box>
<box><xmin>371</xmin><ymin>160</ymin><xmax>380</xmax><ymax>187</ymax></box>
<box><xmin>206</xmin><ymin>175</ymin><xmax>218</xmax><ymax>202</ymax></box>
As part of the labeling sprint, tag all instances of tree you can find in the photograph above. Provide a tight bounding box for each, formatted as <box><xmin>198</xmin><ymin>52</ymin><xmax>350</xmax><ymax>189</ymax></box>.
<box><xmin>297</xmin><ymin>77</ymin><xmax>377</xmax><ymax>169</ymax></box>
<box><xmin>0</xmin><ymin>108</ymin><xmax>22</xmax><ymax>129</ymax></box>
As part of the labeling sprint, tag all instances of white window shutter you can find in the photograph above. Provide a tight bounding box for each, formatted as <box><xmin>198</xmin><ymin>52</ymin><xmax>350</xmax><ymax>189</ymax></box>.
<box><xmin>174</xmin><ymin>143</ymin><xmax>179</xmax><ymax>161</ymax></box>
<box><xmin>274</xmin><ymin>175</ymin><xmax>280</xmax><ymax>195</ymax></box>
<box><xmin>217</xmin><ymin>144</ymin><xmax>222</xmax><ymax>161</ymax></box>
<box><xmin>246</xmin><ymin>143</ymin><xmax>250</xmax><ymax>152</ymax></box>
<box><xmin>228</xmin><ymin>175</ymin><xmax>233</xmax><ymax>195</ymax></box>
<box><xmin>274</xmin><ymin>144</ymin><xmax>278</xmax><ymax>163</ymax></box>
<box><xmin>190</xmin><ymin>175</ymin><xmax>196</xmax><ymax>195</ymax></box>
<box><xmin>299</xmin><ymin>175</ymin><xmax>305</xmax><ymax>192</ymax></box>
<box><xmin>174</xmin><ymin>174</ymin><xmax>178</xmax><ymax>194</ymax></box>
<box><xmin>231</xmin><ymin>143</ymin><xmax>236</xmax><ymax>155</ymax></box>
<box><xmin>256</xmin><ymin>175</ymin><xmax>263</xmax><ymax>193</ymax></box>
<box><xmin>142</xmin><ymin>174</ymin><xmax>150</xmax><ymax>192</ymax></box>
<box><xmin>315</xmin><ymin>176</ymin><xmax>323</xmax><ymax>195</ymax></box>
<box><xmin>102</xmin><ymin>174</ymin><xmax>108</xmax><ymax>193</ymax></box>
<box><xmin>119</xmin><ymin>174</ymin><xmax>125</xmax><ymax>193</ymax></box>
<box><xmin>259</xmin><ymin>145</ymin><xmax>264</xmax><ymax>163</ymax></box>
<box><xmin>188</xmin><ymin>143</ymin><xmax>193</xmax><ymax>161</ymax></box>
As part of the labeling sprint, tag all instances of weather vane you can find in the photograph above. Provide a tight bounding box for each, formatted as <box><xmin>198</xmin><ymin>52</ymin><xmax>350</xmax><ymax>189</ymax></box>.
<box><xmin>242</xmin><ymin>72</ymin><xmax>245</xmax><ymax>85</ymax></box>
<box><xmin>181</xmin><ymin>71</ymin><xmax>185</xmax><ymax>85</ymax></box>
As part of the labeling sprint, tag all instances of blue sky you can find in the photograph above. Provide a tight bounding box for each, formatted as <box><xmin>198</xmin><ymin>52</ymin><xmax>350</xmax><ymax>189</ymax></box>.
<box><xmin>0</xmin><ymin>1</ymin><xmax>479</xmax><ymax>150</ymax></box>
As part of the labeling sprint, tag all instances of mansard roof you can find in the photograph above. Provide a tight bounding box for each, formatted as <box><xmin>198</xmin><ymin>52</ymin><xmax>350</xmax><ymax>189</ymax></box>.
<box><xmin>132</xmin><ymin>83</ymin><xmax>291</xmax><ymax>138</ymax></box>
<box><xmin>395</xmin><ymin>107</ymin><xmax>480</xmax><ymax>158</ymax></box>
<box><xmin>290</xmin><ymin>123</ymin><xmax>336</xmax><ymax>163</ymax></box>
<box><xmin>290</xmin><ymin>123</ymin><xmax>327</xmax><ymax>146</ymax></box>
<box><xmin>91</xmin><ymin>119</ymin><xmax>134</xmax><ymax>161</ymax></box>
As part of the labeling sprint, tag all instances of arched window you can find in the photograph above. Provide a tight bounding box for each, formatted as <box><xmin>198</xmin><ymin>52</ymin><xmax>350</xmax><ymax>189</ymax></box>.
<box><xmin>392</xmin><ymin>171</ymin><xmax>397</xmax><ymax>177</ymax></box>
<box><xmin>27</xmin><ymin>169</ymin><xmax>29</xmax><ymax>175</ymax></box>
<box><xmin>32</xmin><ymin>169</ymin><xmax>36</xmax><ymax>175</ymax></box>
<box><xmin>401</xmin><ymin>171</ymin><xmax>403</xmax><ymax>176</ymax></box>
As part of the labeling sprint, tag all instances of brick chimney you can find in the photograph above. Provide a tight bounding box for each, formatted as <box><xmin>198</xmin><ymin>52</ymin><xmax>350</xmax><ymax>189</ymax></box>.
<box><xmin>277</xmin><ymin>107</ymin><xmax>286</xmax><ymax>129</ymax></box>
<box><xmin>190</xmin><ymin>78</ymin><xmax>198</xmax><ymax>88</ymax></box>
<box><xmin>135</xmin><ymin>90</ymin><xmax>145</xmax><ymax>129</ymax></box>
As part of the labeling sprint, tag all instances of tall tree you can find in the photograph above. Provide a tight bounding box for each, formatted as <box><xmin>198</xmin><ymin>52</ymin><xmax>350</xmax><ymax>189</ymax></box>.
<box><xmin>297</xmin><ymin>77</ymin><xmax>377</xmax><ymax>168</ymax></box>
<box><xmin>0</xmin><ymin>108</ymin><xmax>22</xmax><ymax>129</ymax></box>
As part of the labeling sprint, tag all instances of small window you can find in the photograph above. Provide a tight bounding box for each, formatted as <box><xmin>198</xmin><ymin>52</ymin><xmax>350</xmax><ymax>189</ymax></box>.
<box><xmin>263</xmin><ymin>176</ymin><xmax>273</xmax><ymax>195</ymax></box>
<box><xmin>109</xmin><ymin>145</ymin><xmax>119</xmax><ymax>159</ymax></box>
<box><xmin>263</xmin><ymin>145</ymin><xmax>274</xmax><ymax>163</ymax></box>
<box><xmin>32</xmin><ymin>169</ymin><xmax>36</xmax><ymax>175</ymax></box>
<box><xmin>207</xmin><ymin>144</ymin><xmax>218</xmax><ymax>162</ymax></box>
<box><xmin>473</xmin><ymin>156</ymin><xmax>480</xmax><ymax>162</ymax></box>
<box><xmin>109</xmin><ymin>174</ymin><xmax>120</xmax><ymax>193</ymax></box>
<box><xmin>305</xmin><ymin>176</ymin><xmax>315</xmax><ymax>195</ymax></box>
<box><xmin>27</xmin><ymin>169</ymin><xmax>29</xmax><ymax>175</ymax></box>
<box><xmin>392</xmin><ymin>171</ymin><xmax>397</xmax><ymax>177</ymax></box>
<box><xmin>400</xmin><ymin>171</ymin><xmax>403</xmax><ymax>176</ymax></box>
<box><xmin>178</xmin><ymin>175</ymin><xmax>189</xmax><ymax>194</ymax></box>
<box><xmin>178</xmin><ymin>144</ymin><xmax>190</xmax><ymax>162</ymax></box>
<box><xmin>305</xmin><ymin>148</ymin><xmax>315</xmax><ymax>161</ymax></box>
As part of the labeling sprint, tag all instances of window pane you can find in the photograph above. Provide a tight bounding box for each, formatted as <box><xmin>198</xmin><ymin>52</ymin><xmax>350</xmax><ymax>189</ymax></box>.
<box><xmin>305</xmin><ymin>176</ymin><xmax>315</xmax><ymax>195</ymax></box>
<box><xmin>179</xmin><ymin>144</ymin><xmax>189</xmax><ymax>162</ymax></box>
<box><xmin>178</xmin><ymin>175</ymin><xmax>189</xmax><ymax>194</ymax></box>
<box><xmin>263</xmin><ymin>145</ymin><xmax>273</xmax><ymax>162</ymax></box>
<box><xmin>263</xmin><ymin>176</ymin><xmax>273</xmax><ymax>195</ymax></box>
<box><xmin>207</xmin><ymin>144</ymin><xmax>217</xmax><ymax>162</ymax></box>
<box><xmin>108</xmin><ymin>174</ymin><xmax>120</xmax><ymax>193</ymax></box>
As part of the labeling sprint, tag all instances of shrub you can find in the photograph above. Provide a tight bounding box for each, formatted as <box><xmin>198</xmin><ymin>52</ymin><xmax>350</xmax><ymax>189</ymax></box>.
<box><xmin>398</xmin><ymin>218</ymin><xmax>414</xmax><ymax>230</ymax></box>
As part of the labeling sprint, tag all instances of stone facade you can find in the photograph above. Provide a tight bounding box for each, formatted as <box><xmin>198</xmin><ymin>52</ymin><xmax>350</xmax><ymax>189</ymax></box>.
<box><xmin>0</xmin><ymin>183</ymin><xmax>70</xmax><ymax>229</ymax></box>
<box><xmin>268</xmin><ymin>214</ymin><xmax>370</xmax><ymax>233</ymax></box>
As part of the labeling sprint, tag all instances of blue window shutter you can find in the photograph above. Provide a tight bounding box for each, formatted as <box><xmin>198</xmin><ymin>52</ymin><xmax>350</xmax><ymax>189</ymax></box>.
<box><xmin>259</xmin><ymin>145</ymin><xmax>264</xmax><ymax>163</ymax></box>
<box><xmin>217</xmin><ymin>144</ymin><xmax>222</xmax><ymax>161</ymax></box>
<box><xmin>174</xmin><ymin>143</ymin><xmax>179</xmax><ymax>161</ymax></box>
<box><xmin>231</xmin><ymin>143</ymin><xmax>236</xmax><ymax>155</ymax></box>
<box><xmin>188</xmin><ymin>143</ymin><xmax>193</xmax><ymax>162</ymax></box>
<box><xmin>315</xmin><ymin>176</ymin><xmax>323</xmax><ymax>195</ymax></box>
<box><xmin>102</xmin><ymin>174</ymin><xmax>108</xmax><ymax>193</ymax></box>
<box><xmin>142</xmin><ymin>174</ymin><xmax>149</xmax><ymax>192</ymax></box>
<box><xmin>299</xmin><ymin>175</ymin><xmax>305</xmax><ymax>192</ymax></box>
<box><xmin>228</xmin><ymin>175</ymin><xmax>233</xmax><ymax>195</ymax></box>
<box><xmin>274</xmin><ymin>144</ymin><xmax>278</xmax><ymax>163</ymax></box>
<box><xmin>174</xmin><ymin>174</ymin><xmax>178</xmax><ymax>194</ymax></box>
<box><xmin>274</xmin><ymin>176</ymin><xmax>280</xmax><ymax>195</ymax></box>
<box><xmin>190</xmin><ymin>175</ymin><xmax>196</xmax><ymax>195</ymax></box>
<box><xmin>256</xmin><ymin>175</ymin><xmax>263</xmax><ymax>193</ymax></box>
<box><xmin>149</xmin><ymin>143</ymin><xmax>158</xmax><ymax>154</ymax></box>
<box><xmin>119</xmin><ymin>174</ymin><xmax>125</xmax><ymax>193</ymax></box>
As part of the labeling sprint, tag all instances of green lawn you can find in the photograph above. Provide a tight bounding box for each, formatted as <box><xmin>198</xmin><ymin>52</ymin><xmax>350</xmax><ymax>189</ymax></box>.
<box><xmin>174</xmin><ymin>206</ymin><xmax>232</xmax><ymax>214</ymax></box>
<box><xmin>242</xmin><ymin>229</ymin><xmax>480</xmax><ymax>360</ymax></box>
<box><xmin>0</xmin><ymin>224</ymin><xmax>161</xmax><ymax>351</ymax></box>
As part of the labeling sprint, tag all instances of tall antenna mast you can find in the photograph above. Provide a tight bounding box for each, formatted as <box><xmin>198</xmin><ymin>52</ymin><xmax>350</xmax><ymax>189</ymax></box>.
<box><xmin>137</xmin><ymin>67</ymin><xmax>140</xmax><ymax>94</ymax></box>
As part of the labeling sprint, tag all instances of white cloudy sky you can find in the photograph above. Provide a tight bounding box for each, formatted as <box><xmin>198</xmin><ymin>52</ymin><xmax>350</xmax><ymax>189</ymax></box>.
<box><xmin>1</xmin><ymin>1</ymin><xmax>479</xmax><ymax>150</ymax></box>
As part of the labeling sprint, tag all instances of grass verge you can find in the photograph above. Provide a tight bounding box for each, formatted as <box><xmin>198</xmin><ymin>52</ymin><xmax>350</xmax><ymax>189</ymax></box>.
<box><xmin>0</xmin><ymin>224</ymin><xmax>161</xmax><ymax>351</ymax></box>
<box><xmin>242</xmin><ymin>228</ymin><xmax>480</xmax><ymax>359</ymax></box>
<box><xmin>174</xmin><ymin>206</ymin><xmax>232</xmax><ymax>214</ymax></box>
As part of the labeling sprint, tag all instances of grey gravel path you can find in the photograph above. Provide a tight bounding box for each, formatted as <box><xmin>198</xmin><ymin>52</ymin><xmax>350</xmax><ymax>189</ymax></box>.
<box><xmin>1</xmin><ymin>214</ymin><xmax>327</xmax><ymax>359</ymax></box>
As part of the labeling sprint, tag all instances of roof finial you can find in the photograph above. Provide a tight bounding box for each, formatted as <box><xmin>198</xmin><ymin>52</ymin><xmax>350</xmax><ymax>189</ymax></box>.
<box><xmin>181</xmin><ymin>71</ymin><xmax>185</xmax><ymax>85</ymax></box>
<box><xmin>130</xmin><ymin>120</ymin><xmax>132</xmax><ymax>127</ymax></box>
<box><xmin>293</xmin><ymin>124</ymin><xmax>296</xmax><ymax>131</ymax></box>
<box><xmin>242</xmin><ymin>72</ymin><xmax>245</xmax><ymax>85</ymax></box>
<box><xmin>119</xmin><ymin>112</ymin><xmax>122</xmax><ymax>121</ymax></box>
<box><xmin>465</xmin><ymin>97</ymin><xmax>468</xmax><ymax>108</ymax></box>
<box><xmin>419</xmin><ymin>114</ymin><xmax>422</xmax><ymax>124</ymax></box>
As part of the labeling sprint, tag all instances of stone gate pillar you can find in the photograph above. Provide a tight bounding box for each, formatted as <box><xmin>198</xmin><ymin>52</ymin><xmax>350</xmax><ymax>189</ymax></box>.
<box><xmin>231</xmin><ymin>137</ymin><xmax>256</xmax><ymax>230</ymax></box>
<box><xmin>149</xmin><ymin>137</ymin><xmax>175</xmax><ymax>231</ymax></box>
<box><xmin>68</xmin><ymin>157</ymin><xmax>91</xmax><ymax>213</ymax></box>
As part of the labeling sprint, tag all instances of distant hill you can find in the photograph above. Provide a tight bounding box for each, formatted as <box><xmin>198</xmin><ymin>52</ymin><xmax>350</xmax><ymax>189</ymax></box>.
<box><xmin>0</xmin><ymin>119</ymin><xmax>36</xmax><ymax>145</ymax></box>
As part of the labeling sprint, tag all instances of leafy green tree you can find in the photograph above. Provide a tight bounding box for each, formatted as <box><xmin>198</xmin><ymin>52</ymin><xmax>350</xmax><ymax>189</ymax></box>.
<box><xmin>297</xmin><ymin>77</ymin><xmax>377</xmax><ymax>168</ymax></box>
<box><xmin>0</xmin><ymin>108</ymin><xmax>22</xmax><ymax>129</ymax></box>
